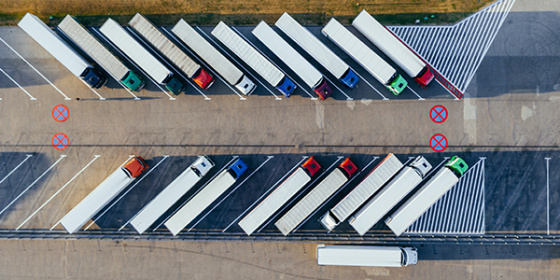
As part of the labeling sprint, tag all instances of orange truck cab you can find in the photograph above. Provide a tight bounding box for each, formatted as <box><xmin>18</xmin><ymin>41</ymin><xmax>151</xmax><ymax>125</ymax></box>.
<box><xmin>122</xmin><ymin>157</ymin><xmax>149</xmax><ymax>178</ymax></box>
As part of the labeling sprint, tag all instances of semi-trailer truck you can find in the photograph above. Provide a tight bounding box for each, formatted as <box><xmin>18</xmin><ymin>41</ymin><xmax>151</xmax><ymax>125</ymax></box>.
<box><xmin>353</xmin><ymin>10</ymin><xmax>435</xmax><ymax>87</ymax></box>
<box><xmin>252</xmin><ymin>21</ymin><xmax>334</xmax><ymax>100</ymax></box>
<box><xmin>275</xmin><ymin>13</ymin><xmax>359</xmax><ymax>88</ymax></box>
<box><xmin>58</xmin><ymin>15</ymin><xmax>144</xmax><ymax>92</ymax></box>
<box><xmin>171</xmin><ymin>19</ymin><xmax>256</xmax><ymax>96</ymax></box>
<box><xmin>211</xmin><ymin>21</ymin><xmax>296</xmax><ymax>97</ymax></box>
<box><xmin>99</xmin><ymin>18</ymin><xmax>184</xmax><ymax>95</ymax></box>
<box><xmin>275</xmin><ymin>158</ymin><xmax>357</xmax><ymax>236</ymax></box>
<box><xmin>18</xmin><ymin>13</ymin><xmax>106</xmax><ymax>89</ymax></box>
<box><xmin>165</xmin><ymin>159</ymin><xmax>248</xmax><ymax>235</ymax></box>
<box><xmin>128</xmin><ymin>13</ymin><xmax>215</xmax><ymax>90</ymax></box>
<box><xmin>238</xmin><ymin>157</ymin><xmax>321</xmax><ymax>235</ymax></box>
<box><xmin>319</xmin><ymin>154</ymin><xmax>403</xmax><ymax>231</ymax></box>
<box><xmin>317</xmin><ymin>244</ymin><xmax>418</xmax><ymax>267</ymax></box>
<box><xmin>59</xmin><ymin>157</ymin><xmax>148</xmax><ymax>234</ymax></box>
<box><xmin>321</xmin><ymin>18</ymin><xmax>407</xmax><ymax>95</ymax></box>
<box><xmin>385</xmin><ymin>156</ymin><xmax>468</xmax><ymax>236</ymax></box>
<box><xmin>129</xmin><ymin>156</ymin><xmax>214</xmax><ymax>234</ymax></box>
<box><xmin>349</xmin><ymin>156</ymin><xmax>432</xmax><ymax>236</ymax></box>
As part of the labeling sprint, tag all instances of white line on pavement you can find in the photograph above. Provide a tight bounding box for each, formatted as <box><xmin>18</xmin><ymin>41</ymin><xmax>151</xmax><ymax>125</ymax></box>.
<box><xmin>0</xmin><ymin>67</ymin><xmax>37</xmax><ymax>100</ymax></box>
<box><xmin>351</xmin><ymin>70</ymin><xmax>388</xmax><ymax>100</ymax></box>
<box><xmin>546</xmin><ymin>157</ymin><xmax>551</xmax><ymax>235</ymax></box>
<box><xmin>16</xmin><ymin>155</ymin><xmax>101</xmax><ymax>230</ymax></box>
<box><xmin>0</xmin><ymin>36</ymin><xmax>71</xmax><ymax>100</ymax></box>
<box><xmin>0</xmin><ymin>155</ymin><xmax>66</xmax><ymax>217</ymax></box>
<box><xmin>406</xmin><ymin>85</ymin><xmax>424</xmax><ymax>100</ymax></box>
<box><xmin>0</xmin><ymin>154</ymin><xmax>33</xmax><ymax>186</ymax></box>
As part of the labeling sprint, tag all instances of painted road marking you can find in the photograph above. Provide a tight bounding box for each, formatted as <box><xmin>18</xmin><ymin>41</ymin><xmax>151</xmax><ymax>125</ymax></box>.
<box><xmin>52</xmin><ymin>133</ymin><xmax>69</xmax><ymax>151</ymax></box>
<box><xmin>90</xmin><ymin>28</ymin><xmax>141</xmax><ymax>100</ymax></box>
<box><xmin>149</xmin><ymin>156</ymin><xmax>240</xmax><ymax>232</ymax></box>
<box><xmin>430</xmin><ymin>105</ymin><xmax>448</xmax><ymax>123</ymax></box>
<box><xmin>52</xmin><ymin>105</ymin><xmax>69</xmax><ymax>122</ymax></box>
<box><xmin>0</xmin><ymin>155</ymin><xmax>33</xmax><ymax>187</ymax></box>
<box><xmin>231</xmin><ymin>27</ymin><xmax>317</xmax><ymax>100</ymax></box>
<box><xmin>223</xmin><ymin>156</ymin><xmax>308</xmax><ymax>232</ymax></box>
<box><xmin>430</xmin><ymin>134</ymin><xmax>448</xmax><ymax>152</ymax></box>
<box><xmin>0</xmin><ymin>155</ymin><xmax>66</xmax><ymax>217</ymax></box>
<box><xmin>0</xmin><ymin>66</ymin><xmax>37</xmax><ymax>100</ymax></box>
<box><xmin>197</xmin><ymin>28</ymin><xmax>282</xmax><ymax>100</ymax></box>
<box><xmin>16</xmin><ymin>155</ymin><xmax>101</xmax><ymax>230</ymax></box>
<box><xmin>351</xmin><ymin>70</ymin><xmax>388</xmax><ymax>100</ymax></box>
<box><xmin>546</xmin><ymin>157</ymin><xmax>551</xmax><ymax>235</ymax></box>
<box><xmin>256</xmin><ymin>157</ymin><xmax>343</xmax><ymax>234</ymax></box>
<box><xmin>406</xmin><ymin>85</ymin><xmax>424</xmax><ymax>100</ymax></box>
<box><xmin>186</xmin><ymin>156</ymin><xmax>274</xmax><ymax>232</ymax></box>
<box><xmin>84</xmin><ymin>155</ymin><xmax>170</xmax><ymax>231</ymax></box>
<box><xmin>0</xmin><ymin>36</ymin><xmax>71</xmax><ymax>100</ymax></box>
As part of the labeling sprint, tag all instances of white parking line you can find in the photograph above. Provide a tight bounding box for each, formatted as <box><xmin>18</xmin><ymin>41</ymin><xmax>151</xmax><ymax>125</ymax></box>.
<box><xmin>351</xmin><ymin>70</ymin><xmax>388</xmax><ymax>100</ymax></box>
<box><xmin>158</xmin><ymin>28</ymin><xmax>211</xmax><ymax>101</ymax></box>
<box><xmin>546</xmin><ymin>157</ymin><xmax>551</xmax><ymax>235</ymax></box>
<box><xmin>149</xmin><ymin>156</ymin><xmax>240</xmax><ymax>232</ymax></box>
<box><xmin>0</xmin><ymin>67</ymin><xmax>36</xmax><ymax>100</ymax></box>
<box><xmin>89</xmin><ymin>28</ymin><xmax>142</xmax><ymax>100</ymax></box>
<box><xmin>83</xmin><ymin>155</ymin><xmax>170</xmax><ymax>231</ymax></box>
<box><xmin>223</xmin><ymin>156</ymin><xmax>308</xmax><ymax>232</ymax></box>
<box><xmin>231</xmin><ymin>27</ymin><xmax>317</xmax><ymax>100</ymax></box>
<box><xmin>0</xmin><ymin>154</ymin><xmax>33</xmax><ymax>186</ymax></box>
<box><xmin>406</xmin><ymin>85</ymin><xmax>424</xmax><ymax>100</ymax></box>
<box><xmin>186</xmin><ymin>156</ymin><xmax>274</xmax><ymax>232</ymax></box>
<box><xmin>16</xmin><ymin>155</ymin><xmax>100</xmax><ymax>230</ymax></box>
<box><xmin>0</xmin><ymin>155</ymin><xmax>66</xmax><ymax>217</ymax></box>
<box><xmin>256</xmin><ymin>156</ymin><xmax>343</xmax><ymax>233</ymax></box>
<box><xmin>79</xmin><ymin>79</ymin><xmax>106</xmax><ymax>100</ymax></box>
<box><xmin>164</xmin><ymin>28</ymin><xmax>244</xmax><ymax>100</ymax></box>
<box><xmin>197</xmin><ymin>27</ymin><xmax>282</xmax><ymax>100</ymax></box>
<box><xmin>323</xmin><ymin>75</ymin><xmax>352</xmax><ymax>100</ymax></box>
<box><xmin>0</xmin><ymin>37</ymin><xmax>71</xmax><ymax>100</ymax></box>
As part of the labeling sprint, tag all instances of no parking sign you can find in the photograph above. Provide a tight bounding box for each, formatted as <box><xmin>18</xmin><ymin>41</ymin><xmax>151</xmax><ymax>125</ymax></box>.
<box><xmin>430</xmin><ymin>134</ymin><xmax>447</xmax><ymax>152</ymax></box>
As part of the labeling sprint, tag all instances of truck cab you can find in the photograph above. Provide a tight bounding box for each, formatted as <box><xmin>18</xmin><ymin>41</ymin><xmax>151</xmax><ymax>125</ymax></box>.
<box><xmin>387</xmin><ymin>73</ymin><xmax>407</xmax><ymax>95</ymax></box>
<box><xmin>228</xmin><ymin>159</ymin><xmax>249</xmax><ymax>180</ymax></box>
<box><xmin>82</xmin><ymin>67</ymin><xmax>107</xmax><ymax>89</ymax></box>
<box><xmin>339</xmin><ymin>158</ymin><xmax>358</xmax><ymax>179</ymax></box>
<box><xmin>193</xmin><ymin>68</ymin><xmax>215</xmax><ymax>90</ymax></box>
<box><xmin>122</xmin><ymin>157</ymin><xmax>149</xmax><ymax>178</ymax></box>
<box><xmin>276</xmin><ymin>77</ymin><xmax>297</xmax><ymax>98</ymax></box>
<box><xmin>165</xmin><ymin>76</ymin><xmax>185</xmax><ymax>95</ymax></box>
<box><xmin>319</xmin><ymin>212</ymin><xmax>339</xmax><ymax>231</ymax></box>
<box><xmin>235</xmin><ymin>76</ymin><xmax>257</xmax><ymax>95</ymax></box>
<box><xmin>409</xmin><ymin>156</ymin><xmax>432</xmax><ymax>178</ymax></box>
<box><xmin>340</xmin><ymin>69</ymin><xmax>360</xmax><ymax>88</ymax></box>
<box><xmin>446</xmin><ymin>156</ymin><xmax>468</xmax><ymax>177</ymax></box>
<box><xmin>314</xmin><ymin>79</ymin><xmax>333</xmax><ymax>100</ymax></box>
<box><xmin>401</xmin><ymin>247</ymin><xmax>418</xmax><ymax>266</ymax></box>
<box><xmin>191</xmin><ymin>156</ymin><xmax>215</xmax><ymax>178</ymax></box>
<box><xmin>414</xmin><ymin>67</ymin><xmax>435</xmax><ymax>88</ymax></box>
<box><xmin>302</xmin><ymin>156</ymin><xmax>322</xmax><ymax>177</ymax></box>
<box><xmin>121</xmin><ymin>71</ymin><xmax>145</xmax><ymax>91</ymax></box>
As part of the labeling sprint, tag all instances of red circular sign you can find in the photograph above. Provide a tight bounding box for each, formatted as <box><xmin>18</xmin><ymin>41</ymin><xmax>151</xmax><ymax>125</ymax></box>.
<box><xmin>52</xmin><ymin>133</ymin><xmax>69</xmax><ymax>150</ymax></box>
<box><xmin>430</xmin><ymin>105</ymin><xmax>447</xmax><ymax>123</ymax></box>
<box><xmin>430</xmin><ymin>134</ymin><xmax>447</xmax><ymax>152</ymax></box>
<box><xmin>52</xmin><ymin>105</ymin><xmax>69</xmax><ymax>122</ymax></box>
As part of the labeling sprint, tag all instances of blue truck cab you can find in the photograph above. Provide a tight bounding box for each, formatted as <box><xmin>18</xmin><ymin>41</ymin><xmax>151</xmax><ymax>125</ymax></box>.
<box><xmin>276</xmin><ymin>77</ymin><xmax>297</xmax><ymax>98</ymax></box>
<box><xmin>339</xmin><ymin>68</ymin><xmax>360</xmax><ymax>88</ymax></box>
<box><xmin>228</xmin><ymin>159</ymin><xmax>249</xmax><ymax>179</ymax></box>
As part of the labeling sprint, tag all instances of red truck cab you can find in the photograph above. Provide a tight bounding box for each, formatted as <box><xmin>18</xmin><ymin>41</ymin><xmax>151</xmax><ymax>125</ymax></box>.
<box><xmin>314</xmin><ymin>79</ymin><xmax>333</xmax><ymax>100</ymax></box>
<box><xmin>193</xmin><ymin>68</ymin><xmax>215</xmax><ymax>90</ymax></box>
<box><xmin>339</xmin><ymin>157</ymin><xmax>358</xmax><ymax>179</ymax></box>
<box><xmin>302</xmin><ymin>156</ymin><xmax>322</xmax><ymax>177</ymax></box>
<box><xmin>122</xmin><ymin>157</ymin><xmax>149</xmax><ymax>178</ymax></box>
<box><xmin>414</xmin><ymin>67</ymin><xmax>435</xmax><ymax>88</ymax></box>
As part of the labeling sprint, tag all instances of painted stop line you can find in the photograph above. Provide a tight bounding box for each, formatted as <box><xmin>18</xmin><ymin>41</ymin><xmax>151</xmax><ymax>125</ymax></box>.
<box><xmin>430</xmin><ymin>134</ymin><xmax>447</xmax><ymax>152</ymax></box>
<box><xmin>430</xmin><ymin>105</ymin><xmax>447</xmax><ymax>123</ymax></box>
<box><xmin>52</xmin><ymin>105</ymin><xmax>69</xmax><ymax>122</ymax></box>
<box><xmin>52</xmin><ymin>133</ymin><xmax>69</xmax><ymax>150</ymax></box>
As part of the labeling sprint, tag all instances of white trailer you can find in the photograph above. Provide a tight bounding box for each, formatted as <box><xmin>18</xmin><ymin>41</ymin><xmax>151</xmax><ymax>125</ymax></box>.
<box><xmin>385</xmin><ymin>156</ymin><xmax>468</xmax><ymax>236</ymax></box>
<box><xmin>18</xmin><ymin>13</ymin><xmax>106</xmax><ymax>88</ymax></box>
<box><xmin>211</xmin><ymin>21</ymin><xmax>296</xmax><ymax>97</ymax></box>
<box><xmin>60</xmin><ymin>157</ymin><xmax>148</xmax><ymax>234</ymax></box>
<box><xmin>171</xmin><ymin>19</ymin><xmax>256</xmax><ymax>95</ymax></box>
<box><xmin>352</xmin><ymin>10</ymin><xmax>434</xmax><ymax>87</ymax></box>
<box><xmin>128</xmin><ymin>13</ymin><xmax>215</xmax><ymax>90</ymax></box>
<box><xmin>275</xmin><ymin>158</ymin><xmax>357</xmax><ymax>236</ymax></box>
<box><xmin>129</xmin><ymin>156</ymin><xmax>214</xmax><ymax>234</ymax></box>
<box><xmin>58</xmin><ymin>15</ymin><xmax>145</xmax><ymax>91</ymax></box>
<box><xmin>275</xmin><ymin>13</ymin><xmax>359</xmax><ymax>88</ymax></box>
<box><xmin>99</xmin><ymin>18</ymin><xmax>184</xmax><ymax>95</ymax></box>
<box><xmin>349</xmin><ymin>156</ymin><xmax>432</xmax><ymax>236</ymax></box>
<box><xmin>238</xmin><ymin>157</ymin><xmax>321</xmax><ymax>235</ymax></box>
<box><xmin>317</xmin><ymin>244</ymin><xmax>418</xmax><ymax>267</ymax></box>
<box><xmin>321</xmin><ymin>18</ymin><xmax>407</xmax><ymax>95</ymax></box>
<box><xmin>164</xmin><ymin>159</ymin><xmax>248</xmax><ymax>235</ymax></box>
<box><xmin>252</xmin><ymin>21</ymin><xmax>333</xmax><ymax>100</ymax></box>
<box><xmin>319</xmin><ymin>154</ymin><xmax>403</xmax><ymax>231</ymax></box>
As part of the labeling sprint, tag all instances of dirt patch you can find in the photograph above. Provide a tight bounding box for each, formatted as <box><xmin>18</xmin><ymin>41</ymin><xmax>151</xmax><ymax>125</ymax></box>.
<box><xmin>0</xmin><ymin>0</ymin><xmax>496</xmax><ymax>26</ymax></box>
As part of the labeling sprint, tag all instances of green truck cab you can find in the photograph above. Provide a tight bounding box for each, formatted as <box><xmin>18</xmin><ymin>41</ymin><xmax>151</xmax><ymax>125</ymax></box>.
<box><xmin>446</xmin><ymin>156</ymin><xmax>469</xmax><ymax>177</ymax></box>
<box><xmin>387</xmin><ymin>74</ymin><xmax>408</xmax><ymax>95</ymax></box>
